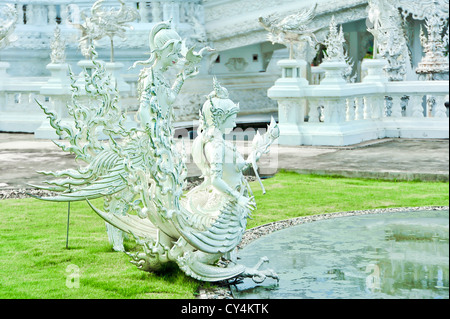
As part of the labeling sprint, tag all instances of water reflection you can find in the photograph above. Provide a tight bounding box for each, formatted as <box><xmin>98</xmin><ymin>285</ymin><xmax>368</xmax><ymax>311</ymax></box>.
<box><xmin>232</xmin><ymin>210</ymin><xmax>449</xmax><ymax>299</ymax></box>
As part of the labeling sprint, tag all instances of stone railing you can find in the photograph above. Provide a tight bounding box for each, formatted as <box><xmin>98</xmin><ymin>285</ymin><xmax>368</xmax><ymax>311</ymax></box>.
<box><xmin>4</xmin><ymin>0</ymin><xmax>203</xmax><ymax>55</ymax></box>
<box><xmin>0</xmin><ymin>59</ymin><xmax>141</xmax><ymax>135</ymax></box>
<box><xmin>8</xmin><ymin>0</ymin><xmax>201</xmax><ymax>26</ymax></box>
<box><xmin>268</xmin><ymin>59</ymin><xmax>449</xmax><ymax>146</ymax></box>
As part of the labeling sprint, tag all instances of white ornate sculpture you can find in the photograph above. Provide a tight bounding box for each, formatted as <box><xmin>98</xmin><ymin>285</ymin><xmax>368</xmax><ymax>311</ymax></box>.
<box><xmin>367</xmin><ymin>0</ymin><xmax>411</xmax><ymax>81</ymax></box>
<box><xmin>33</xmin><ymin>22</ymin><xmax>280</xmax><ymax>283</ymax></box>
<box><xmin>258</xmin><ymin>3</ymin><xmax>319</xmax><ymax>60</ymax></box>
<box><xmin>322</xmin><ymin>16</ymin><xmax>356</xmax><ymax>83</ymax></box>
<box><xmin>0</xmin><ymin>4</ymin><xmax>18</xmax><ymax>50</ymax></box>
<box><xmin>87</xmin><ymin>0</ymin><xmax>140</xmax><ymax>62</ymax></box>
<box><xmin>416</xmin><ymin>14</ymin><xmax>449</xmax><ymax>80</ymax></box>
<box><xmin>71</xmin><ymin>0</ymin><xmax>139</xmax><ymax>61</ymax></box>
<box><xmin>50</xmin><ymin>26</ymin><xmax>66</xmax><ymax>64</ymax></box>
<box><xmin>398</xmin><ymin>0</ymin><xmax>449</xmax><ymax>21</ymax></box>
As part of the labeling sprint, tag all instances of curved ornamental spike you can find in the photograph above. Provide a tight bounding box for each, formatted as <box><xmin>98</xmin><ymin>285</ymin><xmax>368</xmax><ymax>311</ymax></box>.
<box><xmin>33</xmin><ymin>22</ymin><xmax>279</xmax><ymax>284</ymax></box>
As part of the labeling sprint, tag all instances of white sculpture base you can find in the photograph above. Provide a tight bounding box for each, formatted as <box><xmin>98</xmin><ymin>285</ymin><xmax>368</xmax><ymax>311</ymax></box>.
<box><xmin>362</xmin><ymin>59</ymin><xmax>389</xmax><ymax>83</ymax></box>
<box><xmin>319</xmin><ymin>61</ymin><xmax>347</xmax><ymax>85</ymax></box>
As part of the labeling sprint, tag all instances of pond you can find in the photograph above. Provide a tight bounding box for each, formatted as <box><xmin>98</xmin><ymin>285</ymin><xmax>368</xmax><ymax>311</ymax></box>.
<box><xmin>232</xmin><ymin>209</ymin><xmax>449</xmax><ymax>299</ymax></box>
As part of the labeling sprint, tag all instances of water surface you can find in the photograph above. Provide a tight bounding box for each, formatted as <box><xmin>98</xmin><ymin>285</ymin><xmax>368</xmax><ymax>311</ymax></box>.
<box><xmin>233</xmin><ymin>210</ymin><xmax>449</xmax><ymax>299</ymax></box>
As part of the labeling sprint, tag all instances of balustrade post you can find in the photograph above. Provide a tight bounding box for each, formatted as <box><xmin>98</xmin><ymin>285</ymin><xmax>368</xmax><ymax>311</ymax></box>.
<box><xmin>151</xmin><ymin>1</ymin><xmax>162</xmax><ymax>22</ymax></box>
<box><xmin>363</xmin><ymin>96</ymin><xmax>373</xmax><ymax>119</ymax></box>
<box><xmin>433</xmin><ymin>95</ymin><xmax>448</xmax><ymax>118</ymax></box>
<box><xmin>390</xmin><ymin>95</ymin><xmax>403</xmax><ymax>118</ymax></box>
<box><xmin>171</xmin><ymin>2</ymin><xmax>180</xmax><ymax>25</ymax></box>
<box><xmin>139</xmin><ymin>2</ymin><xmax>149</xmax><ymax>23</ymax></box>
<box><xmin>26</xmin><ymin>4</ymin><xmax>34</xmax><ymax>25</ymax></box>
<box><xmin>16</xmin><ymin>4</ymin><xmax>24</xmax><ymax>25</ymax></box>
<box><xmin>34</xmin><ymin>4</ymin><xmax>47</xmax><ymax>25</ymax></box>
<box><xmin>346</xmin><ymin>98</ymin><xmax>355</xmax><ymax>121</ymax></box>
<box><xmin>410</xmin><ymin>95</ymin><xmax>424</xmax><ymax>118</ymax></box>
<box><xmin>308</xmin><ymin>98</ymin><xmax>320</xmax><ymax>122</ymax></box>
<box><xmin>322</xmin><ymin>98</ymin><xmax>344</xmax><ymax>123</ymax></box>
<box><xmin>60</xmin><ymin>5</ymin><xmax>68</xmax><ymax>24</ymax></box>
<box><xmin>48</xmin><ymin>5</ymin><xmax>57</xmax><ymax>25</ymax></box>
<box><xmin>354</xmin><ymin>97</ymin><xmax>364</xmax><ymax>120</ymax></box>
<box><xmin>278</xmin><ymin>99</ymin><xmax>304</xmax><ymax>124</ymax></box>
<box><xmin>162</xmin><ymin>2</ymin><xmax>171</xmax><ymax>21</ymax></box>
<box><xmin>371</xmin><ymin>96</ymin><xmax>384</xmax><ymax>119</ymax></box>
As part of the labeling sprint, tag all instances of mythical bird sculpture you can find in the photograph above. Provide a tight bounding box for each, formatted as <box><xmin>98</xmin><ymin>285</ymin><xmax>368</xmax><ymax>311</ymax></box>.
<box><xmin>71</xmin><ymin>0</ymin><xmax>139</xmax><ymax>61</ymax></box>
<box><xmin>0</xmin><ymin>4</ymin><xmax>18</xmax><ymax>50</ymax></box>
<box><xmin>33</xmin><ymin>21</ymin><xmax>280</xmax><ymax>283</ymax></box>
<box><xmin>259</xmin><ymin>3</ymin><xmax>320</xmax><ymax>59</ymax></box>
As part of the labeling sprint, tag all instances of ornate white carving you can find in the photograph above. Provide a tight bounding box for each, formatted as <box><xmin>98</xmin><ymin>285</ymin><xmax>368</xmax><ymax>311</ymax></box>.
<box><xmin>322</xmin><ymin>16</ymin><xmax>356</xmax><ymax>82</ymax></box>
<box><xmin>71</xmin><ymin>0</ymin><xmax>140</xmax><ymax>61</ymax></box>
<box><xmin>367</xmin><ymin>0</ymin><xmax>411</xmax><ymax>81</ymax></box>
<box><xmin>0</xmin><ymin>4</ymin><xmax>18</xmax><ymax>50</ymax></box>
<box><xmin>416</xmin><ymin>14</ymin><xmax>449</xmax><ymax>80</ymax></box>
<box><xmin>259</xmin><ymin>3</ymin><xmax>320</xmax><ymax>59</ymax></box>
<box><xmin>50</xmin><ymin>26</ymin><xmax>66</xmax><ymax>64</ymax></box>
<box><xmin>398</xmin><ymin>0</ymin><xmax>449</xmax><ymax>21</ymax></box>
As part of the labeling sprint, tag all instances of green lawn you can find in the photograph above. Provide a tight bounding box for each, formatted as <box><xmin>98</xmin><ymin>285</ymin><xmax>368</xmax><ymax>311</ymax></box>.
<box><xmin>0</xmin><ymin>171</ymin><xmax>448</xmax><ymax>299</ymax></box>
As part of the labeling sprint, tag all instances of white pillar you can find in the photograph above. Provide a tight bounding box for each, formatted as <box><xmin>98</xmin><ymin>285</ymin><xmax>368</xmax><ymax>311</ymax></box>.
<box><xmin>139</xmin><ymin>2</ymin><xmax>148</xmax><ymax>23</ymax></box>
<box><xmin>151</xmin><ymin>1</ymin><xmax>162</xmax><ymax>22</ymax></box>
<box><xmin>390</xmin><ymin>95</ymin><xmax>403</xmax><ymax>118</ymax></box>
<box><xmin>433</xmin><ymin>95</ymin><xmax>448</xmax><ymax>118</ymax></box>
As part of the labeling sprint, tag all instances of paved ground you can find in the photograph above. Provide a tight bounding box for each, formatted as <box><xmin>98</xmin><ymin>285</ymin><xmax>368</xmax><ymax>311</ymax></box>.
<box><xmin>0</xmin><ymin>132</ymin><xmax>448</xmax><ymax>190</ymax></box>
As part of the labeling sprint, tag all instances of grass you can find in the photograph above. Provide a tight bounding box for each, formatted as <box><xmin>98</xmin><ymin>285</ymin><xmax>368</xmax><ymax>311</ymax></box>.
<box><xmin>247</xmin><ymin>171</ymin><xmax>449</xmax><ymax>228</ymax></box>
<box><xmin>0</xmin><ymin>171</ymin><xmax>448</xmax><ymax>299</ymax></box>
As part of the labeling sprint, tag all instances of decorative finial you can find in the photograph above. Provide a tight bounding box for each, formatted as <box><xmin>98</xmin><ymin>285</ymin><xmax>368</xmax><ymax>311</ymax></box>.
<box><xmin>50</xmin><ymin>26</ymin><xmax>66</xmax><ymax>64</ymax></box>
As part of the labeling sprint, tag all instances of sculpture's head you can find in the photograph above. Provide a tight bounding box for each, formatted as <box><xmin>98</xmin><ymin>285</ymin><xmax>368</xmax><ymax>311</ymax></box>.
<box><xmin>132</xmin><ymin>21</ymin><xmax>183</xmax><ymax>69</ymax></box>
<box><xmin>149</xmin><ymin>20</ymin><xmax>182</xmax><ymax>68</ymax></box>
<box><xmin>201</xmin><ymin>78</ymin><xmax>240</xmax><ymax>134</ymax></box>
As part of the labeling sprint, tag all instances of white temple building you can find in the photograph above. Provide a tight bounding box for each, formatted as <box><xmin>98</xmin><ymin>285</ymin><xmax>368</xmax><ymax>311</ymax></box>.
<box><xmin>0</xmin><ymin>0</ymin><xmax>448</xmax><ymax>145</ymax></box>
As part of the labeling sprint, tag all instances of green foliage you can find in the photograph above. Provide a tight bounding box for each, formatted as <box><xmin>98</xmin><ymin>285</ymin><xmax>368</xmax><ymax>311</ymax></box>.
<box><xmin>0</xmin><ymin>171</ymin><xmax>447</xmax><ymax>298</ymax></box>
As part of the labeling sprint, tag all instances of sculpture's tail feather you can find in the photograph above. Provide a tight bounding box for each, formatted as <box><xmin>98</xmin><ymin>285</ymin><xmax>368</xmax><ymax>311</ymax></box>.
<box><xmin>86</xmin><ymin>199</ymin><xmax>158</xmax><ymax>240</ymax></box>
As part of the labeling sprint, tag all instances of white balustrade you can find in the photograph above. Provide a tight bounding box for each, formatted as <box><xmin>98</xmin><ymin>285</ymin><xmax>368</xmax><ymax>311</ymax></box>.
<box><xmin>7</xmin><ymin>1</ymin><xmax>199</xmax><ymax>26</ymax></box>
<box><xmin>268</xmin><ymin>58</ymin><xmax>449</xmax><ymax>146</ymax></box>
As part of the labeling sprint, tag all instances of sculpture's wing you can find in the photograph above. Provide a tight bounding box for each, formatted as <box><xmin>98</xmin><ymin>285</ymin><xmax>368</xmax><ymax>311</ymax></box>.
<box><xmin>172</xmin><ymin>200</ymin><xmax>249</xmax><ymax>254</ymax></box>
<box><xmin>278</xmin><ymin>3</ymin><xmax>317</xmax><ymax>31</ymax></box>
<box><xmin>86</xmin><ymin>199</ymin><xmax>158</xmax><ymax>240</ymax></box>
<box><xmin>31</xmin><ymin>147</ymin><xmax>143</xmax><ymax>202</ymax></box>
